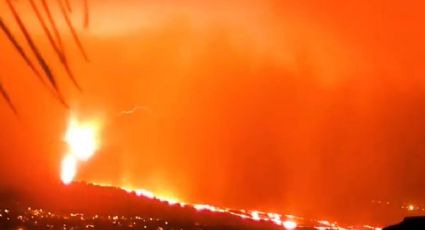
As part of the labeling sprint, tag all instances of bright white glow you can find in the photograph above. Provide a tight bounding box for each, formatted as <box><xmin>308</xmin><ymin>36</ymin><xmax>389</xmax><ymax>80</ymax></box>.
<box><xmin>318</xmin><ymin>220</ymin><xmax>331</xmax><ymax>226</ymax></box>
<box><xmin>251</xmin><ymin>211</ymin><xmax>261</xmax><ymax>221</ymax></box>
<box><xmin>65</xmin><ymin>118</ymin><xmax>99</xmax><ymax>162</ymax></box>
<box><xmin>268</xmin><ymin>213</ymin><xmax>282</xmax><ymax>225</ymax></box>
<box><xmin>194</xmin><ymin>204</ymin><xmax>217</xmax><ymax>212</ymax></box>
<box><xmin>61</xmin><ymin>154</ymin><xmax>77</xmax><ymax>185</ymax></box>
<box><xmin>135</xmin><ymin>189</ymin><xmax>155</xmax><ymax>199</ymax></box>
<box><xmin>60</xmin><ymin>116</ymin><xmax>101</xmax><ymax>184</ymax></box>
<box><xmin>158</xmin><ymin>197</ymin><xmax>180</xmax><ymax>205</ymax></box>
<box><xmin>283</xmin><ymin>220</ymin><xmax>297</xmax><ymax>230</ymax></box>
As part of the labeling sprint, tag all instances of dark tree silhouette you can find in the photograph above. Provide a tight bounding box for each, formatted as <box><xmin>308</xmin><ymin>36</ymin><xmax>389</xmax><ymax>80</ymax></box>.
<box><xmin>0</xmin><ymin>0</ymin><xmax>90</xmax><ymax>115</ymax></box>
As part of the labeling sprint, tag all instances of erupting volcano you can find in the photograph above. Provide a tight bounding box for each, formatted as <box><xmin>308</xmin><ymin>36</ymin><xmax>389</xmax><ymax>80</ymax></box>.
<box><xmin>54</xmin><ymin>115</ymin><xmax>385</xmax><ymax>230</ymax></box>
<box><xmin>58</xmin><ymin>114</ymin><xmax>301</xmax><ymax>228</ymax></box>
<box><xmin>1</xmin><ymin>0</ymin><xmax>425</xmax><ymax>229</ymax></box>
<box><xmin>61</xmin><ymin>116</ymin><xmax>101</xmax><ymax>184</ymax></box>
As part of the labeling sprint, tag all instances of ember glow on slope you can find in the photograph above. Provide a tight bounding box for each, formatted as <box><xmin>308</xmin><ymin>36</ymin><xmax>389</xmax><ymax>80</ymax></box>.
<box><xmin>85</xmin><ymin>181</ymin><xmax>308</xmax><ymax>229</ymax></box>
<box><xmin>59</xmin><ymin>116</ymin><xmax>382</xmax><ymax>230</ymax></box>
<box><xmin>1</xmin><ymin>0</ymin><xmax>425</xmax><ymax>226</ymax></box>
<box><xmin>59</xmin><ymin>117</ymin><xmax>294</xmax><ymax>229</ymax></box>
<box><xmin>71</xmin><ymin>181</ymin><xmax>386</xmax><ymax>230</ymax></box>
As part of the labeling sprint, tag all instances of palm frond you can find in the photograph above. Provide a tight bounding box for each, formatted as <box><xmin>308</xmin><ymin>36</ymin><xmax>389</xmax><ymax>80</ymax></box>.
<box><xmin>0</xmin><ymin>81</ymin><xmax>19</xmax><ymax>116</ymax></box>
<box><xmin>0</xmin><ymin>17</ymin><xmax>45</xmax><ymax>83</ymax></box>
<box><xmin>6</xmin><ymin>0</ymin><xmax>61</xmax><ymax>93</ymax></box>
<box><xmin>29</xmin><ymin>0</ymin><xmax>82</xmax><ymax>91</ymax></box>
<box><xmin>57</xmin><ymin>0</ymin><xmax>89</xmax><ymax>62</ymax></box>
<box><xmin>0</xmin><ymin>0</ymin><xmax>90</xmax><ymax>115</ymax></box>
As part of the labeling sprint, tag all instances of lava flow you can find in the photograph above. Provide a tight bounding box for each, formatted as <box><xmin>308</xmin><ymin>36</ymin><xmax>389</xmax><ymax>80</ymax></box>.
<box><xmin>59</xmin><ymin>116</ymin><xmax>382</xmax><ymax>230</ymax></box>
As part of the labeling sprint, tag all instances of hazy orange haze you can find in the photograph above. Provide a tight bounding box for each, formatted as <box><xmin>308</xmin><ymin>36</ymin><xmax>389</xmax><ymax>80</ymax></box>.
<box><xmin>0</xmin><ymin>0</ymin><xmax>425</xmax><ymax>225</ymax></box>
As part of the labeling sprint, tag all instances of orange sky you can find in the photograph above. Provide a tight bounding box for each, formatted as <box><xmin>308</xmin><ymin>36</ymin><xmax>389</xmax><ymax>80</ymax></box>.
<box><xmin>1</xmin><ymin>0</ymin><xmax>425</xmax><ymax>225</ymax></box>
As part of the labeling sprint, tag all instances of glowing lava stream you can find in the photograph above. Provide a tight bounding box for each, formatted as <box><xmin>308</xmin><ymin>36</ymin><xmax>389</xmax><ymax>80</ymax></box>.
<box><xmin>59</xmin><ymin>116</ymin><xmax>382</xmax><ymax>230</ymax></box>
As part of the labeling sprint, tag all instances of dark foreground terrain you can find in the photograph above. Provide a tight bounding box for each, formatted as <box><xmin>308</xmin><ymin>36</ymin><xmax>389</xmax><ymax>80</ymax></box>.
<box><xmin>0</xmin><ymin>182</ymin><xmax>310</xmax><ymax>230</ymax></box>
<box><xmin>0</xmin><ymin>182</ymin><xmax>409</xmax><ymax>229</ymax></box>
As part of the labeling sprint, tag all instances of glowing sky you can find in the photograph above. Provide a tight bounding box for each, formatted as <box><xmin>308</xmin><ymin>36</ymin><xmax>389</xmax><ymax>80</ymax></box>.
<box><xmin>0</xmin><ymin>0</ymin><xmax>424</xmax><ymax>226</ymax></box>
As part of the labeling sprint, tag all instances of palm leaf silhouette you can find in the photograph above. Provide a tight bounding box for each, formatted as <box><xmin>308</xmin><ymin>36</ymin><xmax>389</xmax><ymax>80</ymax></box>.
<box><xmin>0</xmin><ymin>0</ymin><xmax>90</xmax><ymax>115</ymax></box>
